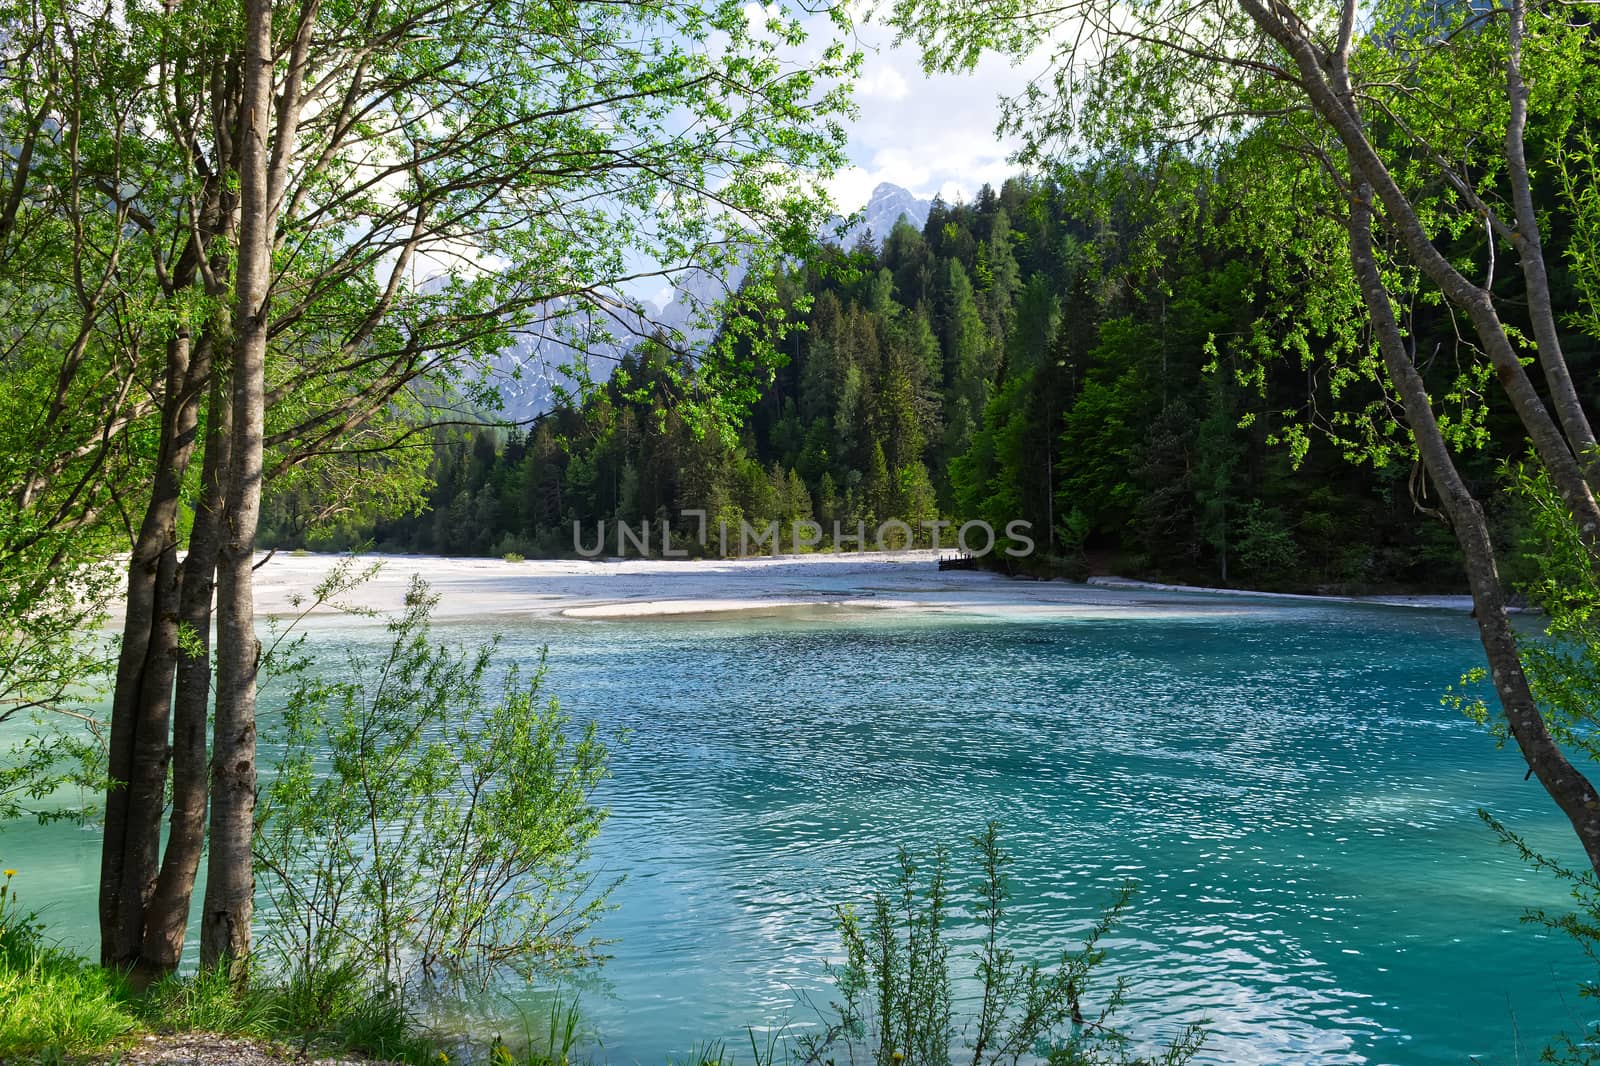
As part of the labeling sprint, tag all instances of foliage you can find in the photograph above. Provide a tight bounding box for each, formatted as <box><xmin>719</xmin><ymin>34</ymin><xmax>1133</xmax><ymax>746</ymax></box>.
<box><xmin>1232</xmin><ymin>504</ymin><xmax>1302</xmax><ymax>588</ymax></box>
<box><xmin>256</xmin><ymin>576</ymin><xmax>614</xmax><ymax>1003</ymax></box>
<box><xmin>0</xmin><ymin>550</ymin><xmax>115</xmax><ymax>826</ymax></box>
<box><xmin>311</xmin><ymin>176</ymin><xmax>1497</xmax><ymax>592</ymax></box>
<box><xmin>1505</xmin><ymin>464</ymin><xmax>1600</xmax><ymax>763</ymax></box>
<box><xmin>797</xmin><ymin>825</ymin><xmax>1205</xmax><ymax>1066</ymax></box>
<box><xmin>0</xmin><ymin>872</ymin><xmax>136</xmax><ymax>1059</ymax></box>
<box><xmin>0</xmin><ymin>708</ymin><xmax>106</xmax><ymax>826</ymax></box>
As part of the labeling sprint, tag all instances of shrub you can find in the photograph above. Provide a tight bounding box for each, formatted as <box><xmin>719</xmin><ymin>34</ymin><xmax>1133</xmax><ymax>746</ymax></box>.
<box><xmin>494</xmin><ymin>533</ymin><xmax>541</xmax><ymax>560</ymax></box>
<box><xmin>798</xmin><ymin>825</ymin><xmax>1205</xmax><ymax>1066</ymax></box>
<box><xmin>256</xmin><ymin>577</ymin><xmax>614</xmax><ymax>1005</ymax></box>
<box><xmin>1233</xmin><ymin>503</ymin><xmax>1301</xmax><ymax>586</ymax></box>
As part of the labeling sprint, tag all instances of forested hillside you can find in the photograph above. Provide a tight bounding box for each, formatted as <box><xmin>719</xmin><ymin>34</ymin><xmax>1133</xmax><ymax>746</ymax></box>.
<box><xmin>268</xmin><ymin>172</ymin><xmax>1583</xmax><ymax>592</ymax></box>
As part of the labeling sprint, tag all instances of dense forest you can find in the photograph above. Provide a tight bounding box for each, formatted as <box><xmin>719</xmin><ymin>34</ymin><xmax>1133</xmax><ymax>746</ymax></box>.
<box><xmin>267</xmin><ymin>174</ymin><xmax>1583</xmax><ymax>593</ymax></box>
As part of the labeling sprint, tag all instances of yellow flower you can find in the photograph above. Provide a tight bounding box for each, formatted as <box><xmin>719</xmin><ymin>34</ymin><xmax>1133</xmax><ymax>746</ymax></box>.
<box><xmin>2</xmin><ymin>870</ymin><xmax>15</xmax><ymax>878</ymax></box>
<box><xmin>891</xmin><ymin>1053</ymin><xmax>905</xmax><ymax>1063</ymax></box>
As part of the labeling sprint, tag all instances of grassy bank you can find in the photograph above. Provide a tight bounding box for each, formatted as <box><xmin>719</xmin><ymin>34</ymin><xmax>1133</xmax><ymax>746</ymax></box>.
<box><xmin>0</xmin><ymin>914</ymin><xmax>446</xmax><ymax>1064</ymax></box>
<box><xmin>0</xmin><ymin>881</ymin><xmax>526</xmax><ymax>1066</ymax></box>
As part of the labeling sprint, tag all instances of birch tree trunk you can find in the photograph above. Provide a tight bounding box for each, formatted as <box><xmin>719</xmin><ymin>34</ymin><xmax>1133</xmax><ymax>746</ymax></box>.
<box><xmin>202</xmin><ymin>0</ymin><xmax>318</xmax><ymax>974</ymax></box>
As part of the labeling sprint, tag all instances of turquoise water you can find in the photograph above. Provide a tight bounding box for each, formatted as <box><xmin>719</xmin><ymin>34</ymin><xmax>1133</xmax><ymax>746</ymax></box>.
<box><xmin>3</xmin><ymin>595</ymin><xmax>1593</xmax><ymax>1064</ymax></box>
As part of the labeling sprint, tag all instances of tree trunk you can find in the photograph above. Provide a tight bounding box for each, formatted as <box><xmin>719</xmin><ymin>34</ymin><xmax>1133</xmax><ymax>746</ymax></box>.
<box><xmin>1503</xmin><ymin>0</ymin><xmax>1598</xmax><ymax>474</ymax></box>
<box><xmin>1348</xmin><ymin>187</ymin><xmax>1600</xmax><ymax>875</ymax></box>
<box><xmin>99</xmin><ymin>328</ymin><xmax>204</xmax><ymax>969</ymax></box>
<box><xmin>141</xmin><ymin>358</ymin><xmax>231</xmax><ymax>973</ymax></box>
<box><xmin>200</xmin><ymin>0</ymin><xmax>274</xmax><ymax>977</ymax></box>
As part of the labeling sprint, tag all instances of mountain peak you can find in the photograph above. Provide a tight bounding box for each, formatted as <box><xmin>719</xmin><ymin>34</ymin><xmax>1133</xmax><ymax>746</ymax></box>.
<box><xmin>844</xmin><ymin>183</ymin><xmax>932</xmax><ymax>246</ymax></box>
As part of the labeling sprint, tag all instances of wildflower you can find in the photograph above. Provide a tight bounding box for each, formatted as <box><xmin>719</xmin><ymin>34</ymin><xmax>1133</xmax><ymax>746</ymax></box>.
<box><xmin>2</xmin><ymin>870</ymin><xmax>14</xmax><ymax>878</ymax></box>
<box><xmin>891</xmin><ymin>1053</ymin><xmax>904</xmax><ymax>1063</ymax></box>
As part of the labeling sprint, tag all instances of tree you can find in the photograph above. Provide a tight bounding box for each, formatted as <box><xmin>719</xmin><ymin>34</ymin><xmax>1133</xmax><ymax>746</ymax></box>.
<box><xmin>2</xmin><ymin>0</ymin><xmax>858</xmax><ymax>976</ymax></box>
<box><xmin>890</xmin><ymin>0</ymin><xmax>1600</xmax><ymax>870</ymax></box>
<box><xmin>939</xmin><ymin>259</ymin><xmax>991</xmax><ymax>459</ymax></box>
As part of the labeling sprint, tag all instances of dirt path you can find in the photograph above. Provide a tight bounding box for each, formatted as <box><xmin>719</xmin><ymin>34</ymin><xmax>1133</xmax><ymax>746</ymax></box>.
<box><xmin>102</xmin><ymin>1033</ymin><xmax>400</xmax><ymax>1066</ymax></box>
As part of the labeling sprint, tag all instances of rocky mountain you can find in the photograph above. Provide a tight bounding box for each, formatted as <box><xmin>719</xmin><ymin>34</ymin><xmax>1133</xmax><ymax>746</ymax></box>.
<box><xmin>481</xmin><ymin>184</ymin><xmax>932</xmax><ymax>420</ymax></box>
<box><xmin>839</xmin><ymin>182</ymin><xmax>932</xmax><ymax>245</ymax></box>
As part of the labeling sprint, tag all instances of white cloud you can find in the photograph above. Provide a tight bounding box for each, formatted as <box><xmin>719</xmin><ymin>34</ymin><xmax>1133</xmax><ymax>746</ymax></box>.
<box><xmin>825</xmin><ymin>167</ymin><xmax>880</xmax><ymax>214</ymax></box>
<box><xmin>856</xmin><ymin>63</ymin><xmax>909</xmax><ymax>101</ymax></box>
<box><xmin>823</xmin><ymin>24</ymin><xmax>1047</xmax><ymax>205</ymax></box>
<box><xmin>742</xmin><ymin>2</ymin><xmax>779</xmax><ymax>21</ymax></box>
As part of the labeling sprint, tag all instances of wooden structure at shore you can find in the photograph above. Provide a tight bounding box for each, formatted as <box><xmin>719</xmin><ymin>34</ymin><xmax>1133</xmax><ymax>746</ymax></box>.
<box><xmin>938</xmin><ymin>553</ymin><xmax>978</xmax><ymax>571</ymax></box>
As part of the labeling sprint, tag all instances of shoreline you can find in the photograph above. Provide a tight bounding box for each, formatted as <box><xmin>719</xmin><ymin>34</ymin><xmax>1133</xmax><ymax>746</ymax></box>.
<box><xmin>1084</xmin><ymin>574</ymin><xmax>1476</xmax><ymax>612</ymax></box>
<box><xmin>241</xmin><ymin>550</ymin><xmax>1478</xmax><ymax>624</ymax></box>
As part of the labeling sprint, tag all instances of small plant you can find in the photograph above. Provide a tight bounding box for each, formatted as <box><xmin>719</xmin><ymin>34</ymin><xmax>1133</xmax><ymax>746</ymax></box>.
<box><xmin>257</xmin><ymin>577</ymin><xmax>615</xmax><ymax>1005</ymax></box>
<box><xmin>271</xmin><ymin>958</ymin><xmax>430</xmax><ymax>1060</ymax></box>
<box><xmin>139</xmin><ymin>965</ymin><xmax>278</xmax><ymax>1038</ymax></box>
<box><xmin>504</xmin><ymin>552</ymin><xmax>526</xmax><ymax>563</ymax></box>
<box><xmin>487</xmin><ymin>995</ymin><xmax>585</xmax><ymax>1066</ymax></box>
<box><xmin>291</xmin><ymin>547</ymin><xmax>312</xmax><ymax>557</ymax></box>
<box><xmin>797</xmin><ymin>825</ymin><xmax>1204</xmax><ymax>1066</ymax></box>
<box><xmin>0</xmin><ymin>867</ymin><xmax>32</xmax><ymax>967</ymax></box>
<box><xmin>0</xmin><ymin>871</ymin><xmax>136</xmax><ymax>1058</ymax></box>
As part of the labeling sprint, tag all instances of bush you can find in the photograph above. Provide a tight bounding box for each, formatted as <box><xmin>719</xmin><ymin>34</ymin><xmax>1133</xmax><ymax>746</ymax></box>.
<box><xmin>256</xmin><ymin>577</ymin><xmax>614</xmax><ymax>1005</ymax></box>
<box><xmin>798</xmin><ymin>825</ymin><xmax>1204</xmax><ymax>1066</ymax></box>
<box><xmin>1233</xmin><ymin>503</ymin><xmax>1301</xmax><ymax>587</ymax></box>
<box><xmin>494</xmin><ymin>533</ymin><xmax>541</xmax><ymax>560</ymax></box>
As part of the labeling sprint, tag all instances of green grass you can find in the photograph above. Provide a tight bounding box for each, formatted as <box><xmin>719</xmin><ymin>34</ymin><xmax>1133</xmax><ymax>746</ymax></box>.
<box><xmin>0</xmin><ymin>903</ymin><xmax>600</xmax><ymax>1066</ymax></box>
<box><xmin>139</xmin><ymin>965</ymin><xmax>278</xmax><ymax>1039</ymax></box>
<box><xmin>134</xmin><ymin>962</ymin><xmax>439</xmax><ymax>1064</ymax></box>
<box><xmin>265</xmin><ymin>962</ymin><xmax>434</xmax><ymax>1063</ymax></box>
<box><xmin>0</xmin><ymin>911</ymin><xmax>136</xmax><ymax>1059</ymax></box>
<box><xmin>0</xmin><ymin>908</ymin><xmax>437</xmax><ymax>1064</ymax></box>
<box><xmin>0</xmin><ymin>916</ymin><xmax>575</xmax><ymax>1066</ymax></box>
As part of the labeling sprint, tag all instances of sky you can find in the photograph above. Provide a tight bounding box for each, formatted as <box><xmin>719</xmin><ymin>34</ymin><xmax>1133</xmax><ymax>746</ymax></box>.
<box><xmin>808</xmin><ymin>18</ymin><xmax>1042</xmax><ymax>210</ymax></box>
